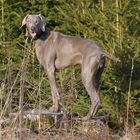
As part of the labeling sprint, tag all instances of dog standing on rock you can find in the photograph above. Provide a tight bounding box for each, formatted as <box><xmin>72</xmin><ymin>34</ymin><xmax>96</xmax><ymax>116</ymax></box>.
<box><xmin>21</xmin><ymin>14</ymin><xmax>116</xmax><ymax>120</ymax></box>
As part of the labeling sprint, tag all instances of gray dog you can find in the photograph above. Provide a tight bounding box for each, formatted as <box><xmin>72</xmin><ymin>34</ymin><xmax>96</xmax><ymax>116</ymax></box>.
<box><xmin>21</xmin><ymin>14</ymin><xmax>115</xmax><ymax>120</ymax></box>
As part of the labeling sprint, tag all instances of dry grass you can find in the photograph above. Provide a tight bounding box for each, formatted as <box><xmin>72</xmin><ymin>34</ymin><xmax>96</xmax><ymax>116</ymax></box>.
<box><xmin>1</xmin><ymin>115</ymin><xmax>140</xmax><ymax>140</ymax></box>
<box><xmin>0</xmin><ymin>120</ymin><xmax>109</xmax><ymax>140</ymax></box>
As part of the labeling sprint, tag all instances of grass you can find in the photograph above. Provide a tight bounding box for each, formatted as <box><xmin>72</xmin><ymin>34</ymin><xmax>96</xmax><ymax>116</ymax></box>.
<box><xmin>0</xmin><ymin>46</ymin><xmax>139</xmax><ymax>140</ymax></box>
<box><xmin>0</xmin><ymin>107</ymin><xmax>140</xmax><ymax>140</ymax></box>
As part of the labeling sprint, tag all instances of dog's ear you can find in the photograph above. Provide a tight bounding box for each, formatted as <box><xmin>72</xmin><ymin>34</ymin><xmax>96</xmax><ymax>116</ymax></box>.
<box><xmin>38</xmin><ymin>14</ymin><xmax>46</xmax><ymax>32</ymax></box>
<box><xmin>20</xmin><ymin>14</ymin><xmax>29</xmax><ymax>29</ymax></box>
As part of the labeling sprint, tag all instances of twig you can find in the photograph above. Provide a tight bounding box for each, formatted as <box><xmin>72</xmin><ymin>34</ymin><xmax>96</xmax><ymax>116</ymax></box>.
<box><xmin>126</xmin><ymin>58</ymin><xmax>134</xmax><ymax>136</ymax></box>
<box><xmin>19</xmin><ymin>38</ymin><xmax>29</xmax><ymax>140</ymax></box>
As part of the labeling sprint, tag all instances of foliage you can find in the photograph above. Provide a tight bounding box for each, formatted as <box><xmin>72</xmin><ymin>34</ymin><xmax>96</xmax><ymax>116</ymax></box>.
<box><xmin>0</xmin><ymin>0</ymin><xmax>140</xmax><ymax>131</ymax></box>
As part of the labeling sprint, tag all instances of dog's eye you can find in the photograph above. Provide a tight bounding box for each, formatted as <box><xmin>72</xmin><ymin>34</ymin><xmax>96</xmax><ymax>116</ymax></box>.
<box><xmin>27</xmin><ymin>18</ymin><xmax>31</xmax><ymax>22</ymax></box>
<box><xmin>35</xmin><ymin>20</ymin><xmax>39</xmax><ymax>24</ymax></box>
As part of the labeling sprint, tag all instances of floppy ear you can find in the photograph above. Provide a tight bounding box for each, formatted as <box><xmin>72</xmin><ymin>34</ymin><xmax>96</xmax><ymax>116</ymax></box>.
<box><xmin>20</xmin><ymin>14</ymin><xmax>29</xmax><ymax>29</ymax></box>
<box><xmin>38</xmin><ymin>14</ymin><xmax>46</xmax><ymax>32</ymax></box>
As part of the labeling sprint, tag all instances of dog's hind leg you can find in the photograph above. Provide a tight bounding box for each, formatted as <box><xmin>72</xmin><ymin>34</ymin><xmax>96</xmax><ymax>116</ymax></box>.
<box><xmin>81</xmin><ymin>54</ymin><xmax>105</xmax><ymax>120</ymax></box>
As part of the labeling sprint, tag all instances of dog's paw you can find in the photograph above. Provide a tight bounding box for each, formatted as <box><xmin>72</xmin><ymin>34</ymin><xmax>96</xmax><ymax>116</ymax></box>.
<box><xmin>49</xmin><ymin>105</ymin><xmax>59</xmax><ymax>112</ymax></box>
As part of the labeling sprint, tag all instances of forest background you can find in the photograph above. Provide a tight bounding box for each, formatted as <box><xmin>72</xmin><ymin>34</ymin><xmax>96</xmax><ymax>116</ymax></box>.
<box><xmin>0</xmin><ymin>0</ymin><xmax>140</xmax><ymax>134</ymax></box>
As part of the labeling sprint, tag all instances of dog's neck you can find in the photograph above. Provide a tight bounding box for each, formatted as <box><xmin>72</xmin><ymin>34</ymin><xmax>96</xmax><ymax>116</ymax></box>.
<box><xmin>35</xmin><ymin>27</ymin><xmax>51</xmax><ymax>41</ymax></box>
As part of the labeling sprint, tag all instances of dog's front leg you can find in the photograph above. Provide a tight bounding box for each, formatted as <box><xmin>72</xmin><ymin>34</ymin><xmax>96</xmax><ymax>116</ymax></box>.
<box><xmin>46</xmin><ymin>65</ymin><xmax>60</xmax><ymax>112</ymax></box>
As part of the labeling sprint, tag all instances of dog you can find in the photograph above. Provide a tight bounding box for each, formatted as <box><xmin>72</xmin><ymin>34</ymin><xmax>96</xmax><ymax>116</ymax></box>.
<box><xmin>21</xmin><ymin>14</ymin><xmax>115</xmax><ymax>120</ymax></box>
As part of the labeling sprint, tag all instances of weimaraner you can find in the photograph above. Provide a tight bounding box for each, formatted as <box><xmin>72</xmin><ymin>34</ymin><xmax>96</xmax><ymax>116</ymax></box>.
<box><xmin>21</xmin><ymin>14</ymin><xmax>116</xmax><ymax>120</ymax></box>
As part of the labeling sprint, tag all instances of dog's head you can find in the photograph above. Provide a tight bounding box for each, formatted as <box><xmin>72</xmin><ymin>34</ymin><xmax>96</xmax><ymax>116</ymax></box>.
<box><xmin>21</xmin><ymin>14</ymin><xmax>46</xmax><ymax>39</ymax></box>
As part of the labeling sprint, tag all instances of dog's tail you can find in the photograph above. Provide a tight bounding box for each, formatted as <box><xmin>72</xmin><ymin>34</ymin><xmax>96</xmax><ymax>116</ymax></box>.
<box><xmin>103</xmin><ymin>51</ymin><xmax>120</xmax><ymax>62</ymax></box>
